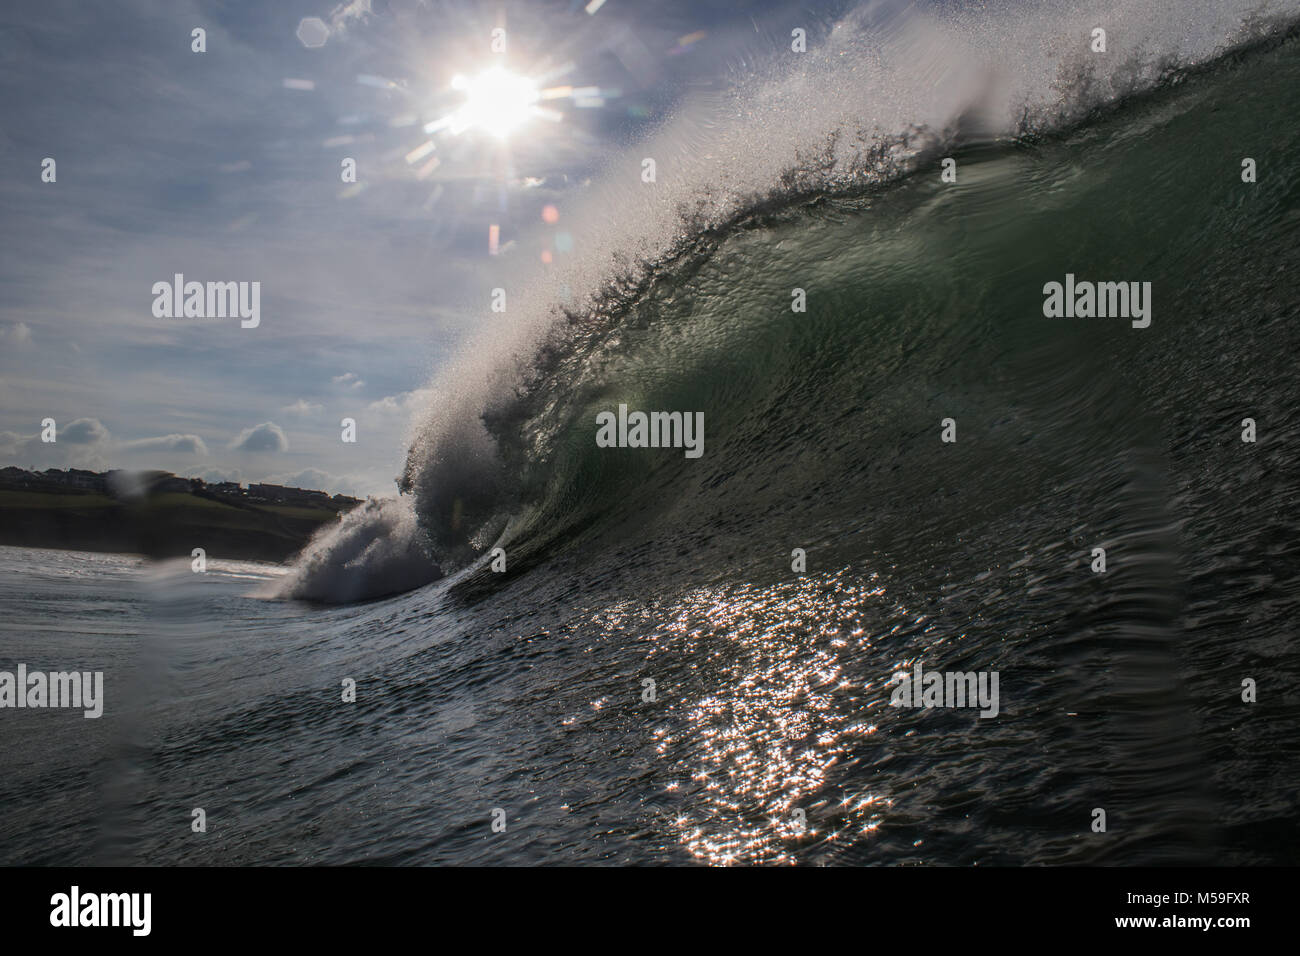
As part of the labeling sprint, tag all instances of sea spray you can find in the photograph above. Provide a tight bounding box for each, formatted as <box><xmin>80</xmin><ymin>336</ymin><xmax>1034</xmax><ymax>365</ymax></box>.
<box><xmin>273</xmin><ymin>497</ymin><xmax>439</xmax><ymax>602</ymax></box>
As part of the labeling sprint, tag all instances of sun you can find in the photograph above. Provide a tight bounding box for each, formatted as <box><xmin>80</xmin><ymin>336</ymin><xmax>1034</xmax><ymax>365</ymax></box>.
<box><xmin>449</xmin><ymin>66</ymin><xmax>540</xmax><ymax>138</ymax></box>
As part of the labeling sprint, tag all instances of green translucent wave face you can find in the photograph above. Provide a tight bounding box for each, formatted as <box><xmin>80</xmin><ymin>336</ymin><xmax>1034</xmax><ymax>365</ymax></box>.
<box><xmin>482</xmin><ymin>36</ymin><xmax>1300</xmax><ymax>589</ymax></box>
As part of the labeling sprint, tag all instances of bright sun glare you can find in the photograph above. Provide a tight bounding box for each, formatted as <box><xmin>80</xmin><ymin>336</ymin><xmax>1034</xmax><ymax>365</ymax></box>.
<box><xmin>450</xmin><ymin>67</ymin><xmax>540</xmax><ymax>138</ymax></box>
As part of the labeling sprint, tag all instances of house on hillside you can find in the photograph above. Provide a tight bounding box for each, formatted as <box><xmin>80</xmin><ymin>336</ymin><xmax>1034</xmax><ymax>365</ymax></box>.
<box><xmin>249</xmin><ymin>483</ymin><xmax>331</xmax><ymax>506</ymax></box>
<box><xmin>41</xmin><ymin>469</ymin><xmax>107</xmax><ymax>492</ymax></box>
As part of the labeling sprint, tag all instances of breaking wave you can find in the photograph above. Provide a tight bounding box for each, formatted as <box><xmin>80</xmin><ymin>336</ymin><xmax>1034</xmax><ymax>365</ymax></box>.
<box><xmin>275</xmin><ymin>0</ymin><xmax>1300</xmax><ymax>603</ymax></box>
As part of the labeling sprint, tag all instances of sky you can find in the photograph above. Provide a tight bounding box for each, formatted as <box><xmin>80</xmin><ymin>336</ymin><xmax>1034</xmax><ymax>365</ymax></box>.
<box><xmin>0</xmin><ymin>0</ymin><xmax>844</xmax><ymax>497</ymax></box>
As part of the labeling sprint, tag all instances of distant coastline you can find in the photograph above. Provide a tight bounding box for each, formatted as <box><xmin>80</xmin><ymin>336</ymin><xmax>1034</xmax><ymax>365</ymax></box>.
<box><xmin>0</xmin><ymin>467</ymin><xmax>363</xmax><ymax>564</ymax></box>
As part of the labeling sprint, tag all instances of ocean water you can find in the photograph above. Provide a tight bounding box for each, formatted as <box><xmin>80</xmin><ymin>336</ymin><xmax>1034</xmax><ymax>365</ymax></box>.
<box><xmin>3</xmin><ymin>1</ymin><xmax>1300</xmax><ymax>865</ymax></box>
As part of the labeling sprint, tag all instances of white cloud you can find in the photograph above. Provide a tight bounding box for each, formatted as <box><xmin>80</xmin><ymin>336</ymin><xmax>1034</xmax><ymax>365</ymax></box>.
<box><xmin>61</xmin><ymin>417</ymin><xmax>111</xmax><ymax>445</ymax></box>
<box><xmin>231</xmin><ymin>421</ymin><xmax>289</xmax><ymax>453</ymax></box>
<box><xmin>366</xmin><ymin>388</ymin><xmax>428</xmax><ymax>414</ymax></box>
<box><xmin>0</xmin><ymin>322</ymin><xmax>32</xmax><ymax>346</ymax></box>
<box><xmin>329</xmin><ymin>0</ymin><xmax>373</xmax><ymax>34</ymax></box>
<box><xmin>197</xmin><ymin>467</ymin><xmax>243</xmax><ymax>484</ymax></box>
<box><xmin>0</xmin><ymin>425</ymin><xmax>107</xmax><ymax>471</ymax></box>
<box><xmin>332</xmin><ymin>372</ymin><xmax>365</xmax><ymax>390</ymax></box>
<box><xmin>262</xmin><ymin>467</ymin><xmax>365</xmax><ymax>497</ymax></box>
<box><xmin>282</xmin><ymin>399</ymin><xmax>324</xmax><ymax>415</ymax></box>
<box><xmin>0</xmin><ymin>430</ymin><xmax>29</xmax><ymax>458</ymax></box>
<box><xmin>121</xmin><ymin>433</ymin><xmax>209</xmax><ymax>455</ymax></box>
